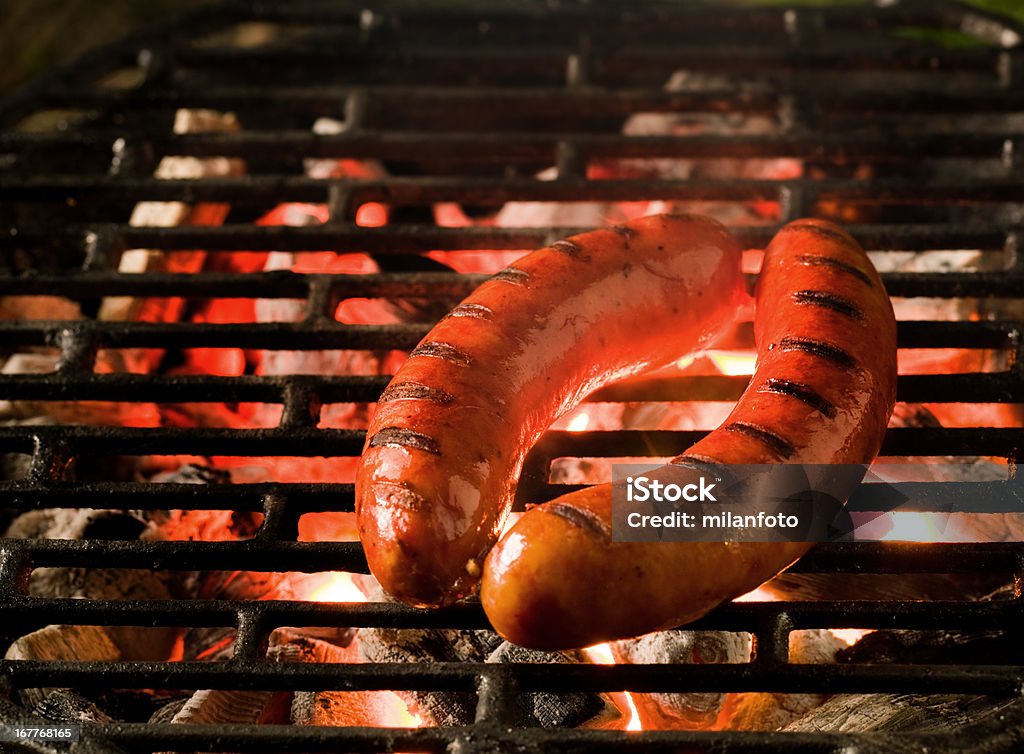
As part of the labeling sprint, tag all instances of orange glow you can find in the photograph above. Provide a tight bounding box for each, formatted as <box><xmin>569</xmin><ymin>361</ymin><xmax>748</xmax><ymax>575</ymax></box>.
<box><xmin>355</xmin><ymin>202</ymin><xmax>388</xmax><ymax>227</ymax></box>
<box><xmin>733</xmin><ymin>585</ymin><xmax>777</xmax><ymax>602</ymax></box>
<box><xmin>873</xmin><ymin>512</ymin><xmax>958</xmax><ymax>542</ymax></box>
<box><xmin>828</xmin><ymin>629</ymin><xmax>873</xmax><ymax>646</ymax></box>
<box><xmin>584</xmin><ymin>643</ymin><xmax>642</xmax><ymax>731</ymax></box>
<box><xmin>706</xmin><ymin>350</ymin><xmax>757</xmax><ymax>376</ymax></box>
<box><xmin>566</xmin><ymin>411</ymin><xmax>591</xmax><ymax>432</ymax></box>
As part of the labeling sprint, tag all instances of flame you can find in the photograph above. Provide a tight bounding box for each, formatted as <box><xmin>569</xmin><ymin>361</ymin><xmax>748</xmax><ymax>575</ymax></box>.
<box><xmin>306</xmin><ymin>572</ymin><xmax>368</xmax><ymax>603</ymax></box>
<box><xmin>584</xmin><ymin>643</ymin><xmax>642</xmax><ymax>731</ymax></box>
<box><xmin>706</xmin><ymin>350</ymin><xmax>757</xmax><ymax>376</ymax></box>
<box><xmin>304</xmin><ymin>572</ymin><xmax>424</xmax><ymax>728</ymax></box>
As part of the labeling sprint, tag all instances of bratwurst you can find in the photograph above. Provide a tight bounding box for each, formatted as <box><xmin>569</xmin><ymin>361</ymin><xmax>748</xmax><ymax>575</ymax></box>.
<box><xmin>481</xmin><ymin>219</ymin><xmax>897</xmax><ymax>649</ymax></box>
<box><xmin>356</xmin><ymin>214</ymin><xmax>746</xmax><ymax>606</ymax></box>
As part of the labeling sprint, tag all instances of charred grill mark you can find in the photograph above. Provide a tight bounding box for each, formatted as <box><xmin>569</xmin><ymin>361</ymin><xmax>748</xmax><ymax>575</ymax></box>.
<box><xmin>546</xmin><ymin>502</ymin><xmax>612</xmax><ymax>538</ymax></box>
<box><xmin>378</xmin><ymin>383</ymin><xmax>455</xmax><ymax>405</ymax></box>
<box><xmin>611</xmin><ymin>224</ymin><xmax>637</xmax><ymax>240</ymax></box>
<box><xmin>759</xmin><ymin>377</ymin><xmax>837</xmax><ymax>419</ymax></box>
<box><xmin>369</xmin><ymin>427</ymin><xmax>441</xmax><ymax>455</ymax></box>
<box><xmin>784</xmin><ymin>222</ymin><xmax>858</xmax><ymax>249</ymax></box>
<box><xmin>410</xmin><ymin>341</ymin><xmax>472</xmax><ymax>366</ymax></box>
<box><xmin>795</xmin><ymin>255</ymin><xmax>874</xmax><ymax>288</ymax></box>
<box><xmin>723</xmin><ymin>421</ymin><xmax>796</xmax><ymax>459</ymax></box>
<box><xmin>493</xmin><ymin>267</ymin><xmax>531</xmax><ymax>286</ymax></box>
<box><xmin>793</xmin><ymin>290</ymin><xmax>865</xmax><ymax>321</ymax></box>
<box><xmin>446</xmin><ymin>303</ymin><xmax>494</xmax><ymax>320</ymax></box>
<box><xmin>670</xmin><ymin>454</ymin><xmax>735</xmax><ymax>486</ymax></box>
<box><xmin>672</xmin><ymin>453</ymin><xmax>722</xmax><ymax>467</ymax></box>
<box><xmin>550</xmin><ymin>240</ymin><xmax>584</xmax><ymax>257</ymax></box>
<box><xmin>778</xmin><ymin>336</ymin><xmax>857</xmax><ymax>370</ymax></box>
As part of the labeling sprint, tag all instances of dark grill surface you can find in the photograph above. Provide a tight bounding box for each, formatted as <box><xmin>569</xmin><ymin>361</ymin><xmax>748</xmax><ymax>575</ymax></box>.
<box><xmin>3</xmin><ymin>1</ymin><xmax>1024</xmax><ymax>752</ymax></box>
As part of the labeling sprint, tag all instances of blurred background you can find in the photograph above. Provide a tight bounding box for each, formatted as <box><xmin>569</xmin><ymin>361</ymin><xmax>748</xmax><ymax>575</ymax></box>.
<box><xmin>0</xmin><ymin>0</ymin><xmax>205</xmax><ymax>95</ymax></box>
<box><xmin>1</xmin><ymin>0</ymin><xmax>1024</xmax><ymax>96</ymax></box>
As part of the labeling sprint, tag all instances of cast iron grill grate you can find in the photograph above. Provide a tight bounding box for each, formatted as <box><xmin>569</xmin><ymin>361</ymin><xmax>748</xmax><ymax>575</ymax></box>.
<box><xmin>2</xmin><ymin>1</ymin><xmax>1024</xmax><ymax>752</ymax></box>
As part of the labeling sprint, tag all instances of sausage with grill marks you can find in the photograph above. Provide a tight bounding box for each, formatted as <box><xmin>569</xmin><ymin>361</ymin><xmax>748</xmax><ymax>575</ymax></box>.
<box><xmin>356</xmin><ymin>214</ymin><xmax>746</xmax><ymax>607</ymax></box>
<box><xmin>480</xmin><ymin>218</ymin><xmax>897</xmax><ymax>649</ymax></box>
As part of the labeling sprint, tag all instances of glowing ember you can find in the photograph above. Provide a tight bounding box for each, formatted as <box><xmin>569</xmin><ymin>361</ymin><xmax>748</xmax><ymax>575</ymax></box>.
<box><xmin>584</xmin><ymin>643</ymin><xmax>643</xmax><ymax>731</ymax></box>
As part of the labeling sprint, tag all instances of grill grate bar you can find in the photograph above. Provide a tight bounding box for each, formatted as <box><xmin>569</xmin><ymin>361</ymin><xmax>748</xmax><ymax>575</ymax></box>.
<box><xmin>3</xmin><ymin>479</ymin><xmax>1024</xmax><ymax>514</ymax></box>
<box><xmin>0</xmin><ymin>425</ymin><xmax>1019</xmax><ymax>459</ymax></box>
<box><xmin>2</xmin><ymin>658</ymin><xmax>1022</xmax><ymax>696</ymax></box>
<box><xmin>0</xmin><ymin>371</ymin><xmax>1021</xmax><ymax>406</ymax></box>
<box><xmin>9</xmin><ymin>176</ymin><xmax>1024</xmax><ymax>204</ymax></box>
<box><xmin>0</xmin><ymin>321</ymin><xmax>1012</xmax><ymax>351</ymax></box>
<box><xmin>3</xmin><ymin>224</ymin><xmax>1012</xmax><ymax>254</ymax></box>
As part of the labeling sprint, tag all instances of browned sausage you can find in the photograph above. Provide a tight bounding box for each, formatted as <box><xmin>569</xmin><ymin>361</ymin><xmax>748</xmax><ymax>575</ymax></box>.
<box><xmin>481</xmin><ymin>218</ymin><xmax>897</xmax><ymax>649</ymax></box>
<box><xmin>356</xmin><ymin>214</ymin><xmax>746</xmax><ymax>606</ymax></box>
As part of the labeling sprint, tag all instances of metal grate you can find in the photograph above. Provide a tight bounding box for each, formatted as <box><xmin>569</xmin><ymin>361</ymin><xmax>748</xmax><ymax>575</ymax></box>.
<box><xmin>2</xmin><ymin>1</ymin><xmax>1024</xmax><ymax>752</ymax></box>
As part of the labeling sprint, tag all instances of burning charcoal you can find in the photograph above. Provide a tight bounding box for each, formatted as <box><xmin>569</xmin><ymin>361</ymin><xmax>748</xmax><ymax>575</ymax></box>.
<box><xmin>0</xmin><ymin>697</ymin><xmax>126</xmax><ymax>754</ymax></box>
<box><xmin>0</xmin><ymin>355</ymin><xmax>161</xmax><ymax>427</ymax></box>
<box><xmin>98</xmin><ymin>109</ymin><xmax>245</xmax><ymax>375</ymax></box>
<box><xmin>609</xmin><ymin>630</ymin><xmax>751</xmax><ymax>729</ymax></box>
<box><xmin>722</xmin><ymin>630</ymin><xmax>846</xmax><ymax>732</ymax></box>
<box><xmin>285</xmin><ymin>635</ymin><xmax>421</xmax><ymax>728</ymax></box>
<box><xmin>5</xmin><ymin>508</ymin><xmax>180</xmax><ymax>660</ymax></box>
<box><xmin>838</xmin><ymin>629</ymin><xmax>1021</xmax><ymax>666</ymax></box>
<box><xmin>5</xmin><ymin>625</ymin><xmax>120</xmax><ymax>708</ymax></box>
<box><xmin>783</xmin><ymin>693</ymin><xmax>1018</xmax><ymax>733</ymax></box>
<box><xmin>357</xmin><ymin>626</ymin><xmax>496</xmax><ymax>726</ymax></box>
<box><xmin>486</xmin><ymin>642</ymin><xmax>620</xmax><ymax>729</ymax></box>
<box><xmin>32</xmin><ymin>690</ymin><xmax>112</xmax><ymax>725</ymax></box>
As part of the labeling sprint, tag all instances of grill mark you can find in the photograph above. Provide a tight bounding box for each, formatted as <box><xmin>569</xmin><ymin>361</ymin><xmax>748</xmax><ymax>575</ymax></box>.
<box><xmin>378</xmin><ymin>383</ymin><xmax>455</xmax><ymax>405</ymax></box>
<box><xmin>795</xmin><ymin>255</ymin><xmax>874</xmax><ymax>288</ymax></box>
<box><xmin>778</xmin><ymin>336</ymin><xmax>857</xmax><ymax>370</ymax></box>
<box><xmin>759</xmin><ymin>377</ymin><xmax>837</xmax><ymax>419</ymax></box>
<box><xmin>546</xmin><ymin>502</ymin><xmax>611</xmax><ymax>538</ymax></box>
<box><xmin>670</xmin><ymin>454</ymin><xmax>736</xmax><ymax>486</ymax></box>
<box><xmin>410</xmin><ymin>341</ymin><xmax>472</xmax><ymax>366</ymax></box>
<box><xmin>493</xmin><ymin>267</ymin><xmax>531</xmax><ymax>285</ymax></box>
<box><xmin>783</xmin><ymin>222</ymin><xmax>858</xmax><ymax>249</ymax></box>
<box><xmin>446</xmin><ymin>303</ymin><xmax>494</xmax><ymax>321</ymax></box>
<box><xmin>723</xmin><ymin>421</ymin><xmax>796</xmax><ymax>459</ymax></box>
<box><xmin>672</xmin><ymin>453</ymin><xmax>722</xmax><ymax>467</ymax></box>
<box><xmin>792</xmin><ymin>290</ymin><xmax>865</xmax><ymax>321</ymax></box>
<box><xmin>611</xmin><ymin>224</ymin><xmax>637</xmax><ymax>240</ymax></box>
<box><xmin>550</xmin><ymin>240</ymin><xmax>583</xmax><ymax>257</ymax></box>
<box><xmin>369</xmin><ymin>427</ymin><xmax>441</xmax><ymax>455</ymax></box>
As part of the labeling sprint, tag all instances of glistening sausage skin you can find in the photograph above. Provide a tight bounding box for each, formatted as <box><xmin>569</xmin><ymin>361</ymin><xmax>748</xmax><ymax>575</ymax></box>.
<box><xmin>481</xmin><ymin>219</ymin><xmax>897</xmax><ymax>649</ymax></box>
<box><xmin>356</xmin><ymin>214</ymin><xmax>746</xmax><ymax>607</ymax></box>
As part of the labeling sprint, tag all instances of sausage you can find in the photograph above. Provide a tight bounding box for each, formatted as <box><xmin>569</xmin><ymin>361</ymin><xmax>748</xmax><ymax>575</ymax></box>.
<box><xmin>480</xmin><ymin>218</ymin><xmax>897</xmax><ymax>649</ymax></box>
<box><xmin>356</xmin><ymin>214</ymin><xmax>746</xmax><ymax>607</ymax></box>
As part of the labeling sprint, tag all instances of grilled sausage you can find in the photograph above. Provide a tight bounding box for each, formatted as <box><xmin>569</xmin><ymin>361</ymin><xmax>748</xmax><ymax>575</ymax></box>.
<box><xmin>481</xmin><ymin>218</ymin><xmax>897</xmax><ymax>649</ymax></box>
<box><xmin>356</xmin><ymin>214</ymin><xmax>746</xmax><ymax>606</ymax></box>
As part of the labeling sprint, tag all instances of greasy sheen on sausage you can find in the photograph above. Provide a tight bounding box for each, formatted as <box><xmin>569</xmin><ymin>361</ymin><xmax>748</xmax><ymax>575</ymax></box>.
<box><xmin>481</xmin><ymin>218</ymin><xmax>897</xmax><ymax>649</ymax></box>
<box><xmin>356</xmin><ymin>214</ymin><xmax>746</xmax><ymax>607</ymax></box>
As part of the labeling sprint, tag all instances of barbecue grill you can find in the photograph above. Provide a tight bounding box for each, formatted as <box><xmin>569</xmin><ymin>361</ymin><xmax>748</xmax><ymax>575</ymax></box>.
<box><xmin>2</xmin><ymin>0</ymin><xmax>1024</xmax><ymax>752</ymax></box>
